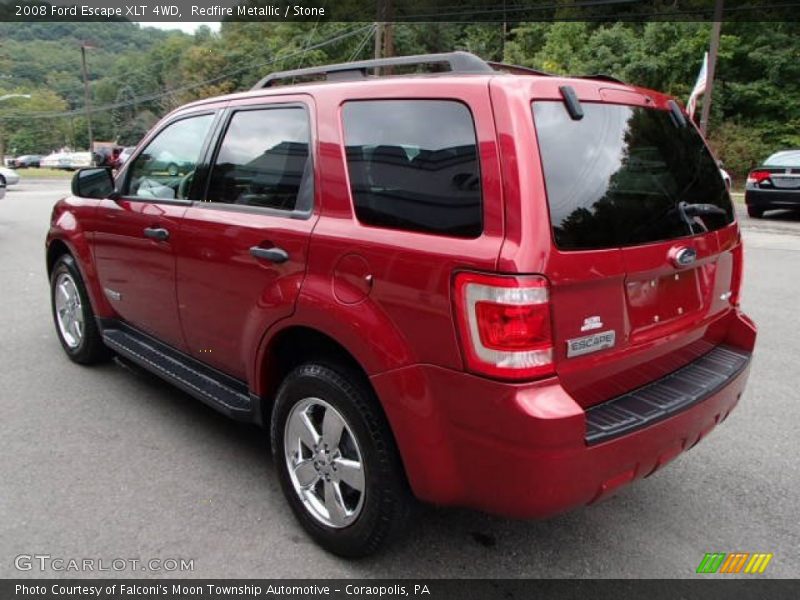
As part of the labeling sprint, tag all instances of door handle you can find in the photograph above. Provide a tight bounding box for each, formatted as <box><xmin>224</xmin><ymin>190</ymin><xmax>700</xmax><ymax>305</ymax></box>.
<box><xmin>249</xmin><ymin>246</ymin><xmax>289</xmax><ymax>264</ymax></box>
<box><xmin>143</xmin><ymin>227</ymin><xmax>170</xmax><ymax>241</ymax></box>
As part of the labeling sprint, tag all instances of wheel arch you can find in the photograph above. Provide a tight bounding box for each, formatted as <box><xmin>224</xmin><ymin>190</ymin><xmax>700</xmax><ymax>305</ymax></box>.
<box><xmin>46</xmin><ymin>234</ymin><xmax>114</xmax><ymax>318</ymax></box>
<box><xmin>256</xmin><ymin>325</ymin><xmax>371</xmax><ymax>413</ymax></box>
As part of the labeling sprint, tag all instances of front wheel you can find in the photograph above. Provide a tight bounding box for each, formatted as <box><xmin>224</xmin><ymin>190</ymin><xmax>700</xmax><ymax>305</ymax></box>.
<box><xmin>50</xmin><ymin>254</ymin><xmax>110</xmax><ymax>364</ymax></box>
<box><xmin>747</xmin><ymin>205</ymin><xmax>764</xmax><ymax>218</ymax></box>
<box><xmin>271</xmin><ymin>362</ymin><xmax>411</xmax><ymax>557</ymax></box>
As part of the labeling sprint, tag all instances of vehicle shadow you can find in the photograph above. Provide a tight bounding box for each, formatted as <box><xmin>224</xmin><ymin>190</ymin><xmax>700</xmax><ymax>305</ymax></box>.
<box><xmin>104</xmin><ymin>356</ymin><xmax>697</xmax><ymax>578</ymax></box>
<box><xmin>759</xmin><ymin>209</ymin><xmax>800</xmax><ymax>222</ymax></box>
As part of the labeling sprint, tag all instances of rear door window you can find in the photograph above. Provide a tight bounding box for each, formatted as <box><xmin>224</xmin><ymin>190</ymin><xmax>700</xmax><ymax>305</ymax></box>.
<box><xmin>532</xmin><ymin>101</ymin><xmax>734</xmax><ymax>250</ymax></box>
<box><xmin>342</xmin><ymin>100</ymin><xmax>482</xmax><ymax>238</ymax></box>
<box><xmin>206</xmin><ymin>107</ymin><xmax>312</xmax><ymax>212</ymax></box>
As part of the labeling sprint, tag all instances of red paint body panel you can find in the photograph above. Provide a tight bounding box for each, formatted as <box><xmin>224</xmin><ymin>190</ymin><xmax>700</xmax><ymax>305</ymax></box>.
<box><xmin>46</xmin><ymin>71</ymin><xmax>757</xmax><ymax>519</ymax></box>
<box><xmin>373</xmin><ymin>310</ymin><xmax>754</xmax><ymax>514</ymax></box>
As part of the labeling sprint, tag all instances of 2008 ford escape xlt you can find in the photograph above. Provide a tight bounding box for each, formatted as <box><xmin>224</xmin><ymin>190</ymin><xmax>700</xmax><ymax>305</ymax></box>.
<box><xmin>46</xmin><ymin>52</ymin><xmax>756</xmax><ymax>557</ymax></box>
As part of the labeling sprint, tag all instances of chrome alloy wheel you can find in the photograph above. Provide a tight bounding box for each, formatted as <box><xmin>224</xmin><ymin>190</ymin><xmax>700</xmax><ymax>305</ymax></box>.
<box><xmin>54</xmin><ymin>272</ymin><xmax>84</xmax><ymax>349</ymax></box>
<box><xmin>284</xmin><ymin>397</ymin><xmax>366</xmax><ymax>528</ymax></box>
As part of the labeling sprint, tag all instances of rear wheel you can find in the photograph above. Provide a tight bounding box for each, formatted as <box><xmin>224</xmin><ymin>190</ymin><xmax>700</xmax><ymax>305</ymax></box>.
<box><xmin>50</xmin><ymin>254</ymin><xmax>110</xmax><ymax>364</ymax></box>
<box><xmin>271</xmin><ymin>362</ymin><xmax>411</xmax><ymax>557</ymax></box>
<box><xmin>747</xmin><ymin>205</ymin><xmax>764</xmax><ymax>218</ymax></box>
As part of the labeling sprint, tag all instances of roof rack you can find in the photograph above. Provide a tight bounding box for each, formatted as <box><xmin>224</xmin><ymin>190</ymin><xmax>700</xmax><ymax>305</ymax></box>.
<box><xmin>251</xmin><ymin>51</ymin><xmax>494</xmax><ymax>89</ymax></box>
<box><xmin>250</xmin><ymin>51</ymin><xmax>628</xmax><ymax>90</ymax></box>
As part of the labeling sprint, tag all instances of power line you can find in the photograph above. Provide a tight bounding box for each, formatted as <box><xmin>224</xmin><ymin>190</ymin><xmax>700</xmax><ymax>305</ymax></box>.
<box><xmin>0</xmin><ymin>24</ymin><xmax>372</xmax><ymax>122</ymax></box>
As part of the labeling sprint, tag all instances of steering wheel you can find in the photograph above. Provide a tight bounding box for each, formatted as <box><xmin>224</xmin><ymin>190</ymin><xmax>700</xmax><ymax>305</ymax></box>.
<box><xmin>177</xmin><ymin>170</ymin><xmax>195</xmax><ymax>200</ymax></box>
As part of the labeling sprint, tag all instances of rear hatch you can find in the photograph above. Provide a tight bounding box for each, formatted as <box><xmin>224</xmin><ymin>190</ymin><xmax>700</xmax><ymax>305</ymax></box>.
<box><xmin>530</xmin><ymin>85</ymin><xmax>739</xmax><ymax>408</ymax></box>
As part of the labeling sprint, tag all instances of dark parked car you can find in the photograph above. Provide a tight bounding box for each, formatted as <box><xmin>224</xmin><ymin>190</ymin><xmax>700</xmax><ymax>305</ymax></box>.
<box><xmin>11</xmin><ymin>154</ymin><xmax>41</xmax><ymax>169</ymax></box>
<box><xmin>46</xmin><ymin>52</ymin><xmax>756</xmax><ymax>557</ymax></box>
<box><xmin>745</xmin><ymin>149</ymin><xmax>800</xmax><ymax>218</ymax></box>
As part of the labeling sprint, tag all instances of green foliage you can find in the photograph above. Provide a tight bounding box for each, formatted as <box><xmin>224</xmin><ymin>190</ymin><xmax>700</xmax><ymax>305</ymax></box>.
<box><xmin>707</xmin><ymin>121</ymin><xmax>773</xmax><ymax>179</ymax></box>
<box><xmin>0</xmin><ymin>20</ymin><xmax>797</xmax><ymax>178</ymax></box>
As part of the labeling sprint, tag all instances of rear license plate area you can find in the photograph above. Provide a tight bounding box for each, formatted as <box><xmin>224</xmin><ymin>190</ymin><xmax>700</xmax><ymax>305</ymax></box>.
<box><xmin>626</xmin><ymin>269</ymin><xmax>703</xmax><ymax>330</ymax></box>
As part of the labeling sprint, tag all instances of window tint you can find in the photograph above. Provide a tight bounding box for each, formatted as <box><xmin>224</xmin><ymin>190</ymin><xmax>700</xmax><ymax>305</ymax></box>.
<box><xmin>533</xmin><ymin>101</ymin><xmax>734</xmax><ymax>250</ymax></box>
<box><xmin>126</xmin><ymin>114</ymin><xmax>213</xmax><ymax>200</ymax></box>
<box><xmin>206</xmin><ymin>107</ymin><xmax>312</xmax><ymax>212</ymax></box>
<box><xmin>342</xmin><ymin>100</ymin><xmax>482</xmax><ymax>238</ymax></box>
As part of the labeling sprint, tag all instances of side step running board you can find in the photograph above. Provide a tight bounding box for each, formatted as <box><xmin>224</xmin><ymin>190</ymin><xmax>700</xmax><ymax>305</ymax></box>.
<box><xmin>101</xmin><ymin>325</ymin><xmax>255</xmax><ymax>422</ymax></box>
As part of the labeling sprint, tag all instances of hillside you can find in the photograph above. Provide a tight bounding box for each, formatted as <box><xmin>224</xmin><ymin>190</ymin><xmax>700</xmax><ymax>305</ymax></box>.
<box><xmin>1</xmin><ymin>21</ymin><xmax>798</xmax><ymax>178</ymax></box>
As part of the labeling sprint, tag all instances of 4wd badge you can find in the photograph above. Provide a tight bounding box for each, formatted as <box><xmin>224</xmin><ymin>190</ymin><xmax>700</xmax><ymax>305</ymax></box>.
<box><xmin>567</xmin><ymin>330</ymin><xmax>616</xmax><ymax>358</ymax></box>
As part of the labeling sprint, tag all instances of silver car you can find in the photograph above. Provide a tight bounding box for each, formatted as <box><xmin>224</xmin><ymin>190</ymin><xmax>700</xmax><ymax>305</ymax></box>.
<box><xmin>0</xmin><ymin>166</ymin><xmax>21</xmax><ymax>187</ymax></box>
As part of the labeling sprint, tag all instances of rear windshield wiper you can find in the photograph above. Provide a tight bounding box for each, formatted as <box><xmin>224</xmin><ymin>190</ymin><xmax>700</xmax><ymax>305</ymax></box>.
<box><xmin>679</xmin><ymin>201</ymin><xmax>727</xmax><ymax>217</ymax></box>
<box><xmin>677</xmin><ymin>201</ymin><xmax>727</xmax><ymax>234</ymax></box>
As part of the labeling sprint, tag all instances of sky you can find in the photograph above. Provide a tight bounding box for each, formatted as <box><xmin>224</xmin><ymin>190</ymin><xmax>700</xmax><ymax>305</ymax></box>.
<box><xmin>142</xmin><ymin>22</ymin><xmax>222</xmax><ymax>35</ymax></box>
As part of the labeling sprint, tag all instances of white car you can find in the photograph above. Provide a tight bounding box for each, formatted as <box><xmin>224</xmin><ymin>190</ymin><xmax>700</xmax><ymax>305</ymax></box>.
<box><xmin>41</xmin><ymin>150</ymin><xmax>93</xmax><ymax>170</ymax></box>
<box><xmin>0</xmin><ymin>166</ymin><xmax>20</xmax><ymax>187</ymax></box>
<box><xmin>720</xmin><ymin>167</ymin><xmax>732</xmax><ymax>191</ymax></box>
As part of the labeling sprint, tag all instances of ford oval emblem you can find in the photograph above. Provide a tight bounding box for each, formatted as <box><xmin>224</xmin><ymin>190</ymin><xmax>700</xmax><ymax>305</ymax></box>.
<box><xmin>669</xmin><ymin>246</ymin><xmax>697</xmax><ymax>268</ymax></box>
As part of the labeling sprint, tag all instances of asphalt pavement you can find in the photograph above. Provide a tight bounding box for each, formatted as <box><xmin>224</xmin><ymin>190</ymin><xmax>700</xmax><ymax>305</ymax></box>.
<box><xmin>1</xmin><ymin>180</ymin><xmax>798</xmax><ymax>578</ymax></box>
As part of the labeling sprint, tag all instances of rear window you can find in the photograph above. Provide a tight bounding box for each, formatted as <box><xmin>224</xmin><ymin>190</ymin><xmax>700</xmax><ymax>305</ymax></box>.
<box><xmin>533</xmin><ymin>101</ymin><xmax>734</xmax><ymax>250</ymax></box>
<box><xmin>342</xmin><ymin>100</ymin><xmax>482</xmax><ymax>238</ymax></box>
<box><xmin>764</xmin><ymin>151</ymin><xmax>800</xmax><ymax>167</ymax></box>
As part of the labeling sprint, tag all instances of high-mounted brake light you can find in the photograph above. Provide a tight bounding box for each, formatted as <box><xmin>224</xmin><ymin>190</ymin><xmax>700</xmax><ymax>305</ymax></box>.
<box><xmin>747</xmin><ymin>170</ymin><xmax>771</xmax><ymax>185</ymax></box>
<box><xmin>453</xmin><ymin>272</ymin><xmax>554</xmax><ymax>381</ymax></box>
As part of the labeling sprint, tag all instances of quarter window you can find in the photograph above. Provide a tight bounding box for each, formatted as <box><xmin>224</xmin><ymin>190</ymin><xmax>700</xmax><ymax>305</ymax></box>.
<box><xmin>206</xmin><ymin>107</ymin><xmax>312</xmax><ymax>212</ymax></box>
<box><xmin>342</xmin><ymin>100</ymin><xmax>482</xmax><ymax>238</ymax></box>
<box><xmin>125</xmin><ymin>114</ymin><xmax>214</xmax><ymax>200</ymax></box>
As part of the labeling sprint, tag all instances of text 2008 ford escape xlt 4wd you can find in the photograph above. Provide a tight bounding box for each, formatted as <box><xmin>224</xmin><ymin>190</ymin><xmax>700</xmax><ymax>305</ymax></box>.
<box><xmin>46</xmin><ymin>52</ymin><xmax>756</xmax><ymax>557</ymax></box>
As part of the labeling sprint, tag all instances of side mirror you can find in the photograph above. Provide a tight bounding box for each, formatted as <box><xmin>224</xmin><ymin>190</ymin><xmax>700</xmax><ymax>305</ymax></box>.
<box><xmin>72</xmin><ymin>167</ymin><xmax>117</xmax><ymax>199</ymax></box>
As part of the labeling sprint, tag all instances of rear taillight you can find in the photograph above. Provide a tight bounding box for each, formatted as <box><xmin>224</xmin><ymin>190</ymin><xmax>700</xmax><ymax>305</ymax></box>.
<box><xmin>747</xmin><ymin>170</ymin><xmax>771</xmax><ymax>185</ymax></box>
<box><xmin>454</xmin><ymin>272</ymin><xmax>554</xmax><ymax>381</ymax></box>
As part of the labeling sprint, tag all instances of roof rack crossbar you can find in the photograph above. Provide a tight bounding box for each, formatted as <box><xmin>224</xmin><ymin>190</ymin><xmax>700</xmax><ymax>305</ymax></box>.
<box><xmin>251</xmin><ymin>51</ymin><xmax>494</xmax><ymax>89</ymax></box>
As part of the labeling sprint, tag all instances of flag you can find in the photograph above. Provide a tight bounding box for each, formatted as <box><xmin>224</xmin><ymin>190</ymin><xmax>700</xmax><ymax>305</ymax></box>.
<box><xmin>687</xmin><ymin>52</ymin><xmax>708</xmax><ymax>120</ymax></box>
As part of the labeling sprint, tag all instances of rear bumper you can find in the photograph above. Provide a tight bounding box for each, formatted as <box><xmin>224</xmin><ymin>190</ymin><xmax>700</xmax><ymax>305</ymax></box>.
<box><xmin>745</xmin><ymin>188</ymin><xmax>800</xmax><ymax>209</ymax></box>
<box><xmin>371</xmin><ymin>310</ymin><xmax>756</xmax><ymax>518</ymax></box>
<box><xmin>1</xmin><ymin>172</ymin><xmax>20</xmax><ymax>185</ymax></box>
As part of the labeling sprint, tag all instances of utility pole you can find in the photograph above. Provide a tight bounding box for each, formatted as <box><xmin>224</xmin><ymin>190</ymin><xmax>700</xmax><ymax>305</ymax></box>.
<box><xmin>80</xmin><ymin>42</ymin><xmax>95</xmax><ymax>162</ymax></box>
<box><xmin>383</xmin><ymin>0</ymin><xmax>394</xmax><ymax>61</ymax></box>
<box><xmin>374</xmin><ymin>22</ymin><xmax>383</xmax><ymax>65</ymax></box>
<box><xmin>373</xmin><ymin>0</ymin><xmax>394</xmax><ymax>74</ymax></box>
<box><xmin>699</xmin><ymin>0</ymin><xmax>723</xmax><ymax>136</ymax></box>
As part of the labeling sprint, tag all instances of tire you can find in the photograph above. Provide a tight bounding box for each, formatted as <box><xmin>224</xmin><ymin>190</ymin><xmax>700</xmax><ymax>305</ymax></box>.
<box><xmin>271</xmin><ymin>362</ymin><xmax>412</xmax><ymax>557</ymax></box>
<box><xmin>0</xmin><ymin>174</ymin><xmax>6</xmax><ymax>186</ymax></box>
<box><xmin>747</xmin><ymin>205</ymin><xmax>764</xmax><ymax>218</ymax></box>
<box><xmin>50</xmin><ymin>254</ymin><xmax>110</xmax><ymax>364</ymax></box>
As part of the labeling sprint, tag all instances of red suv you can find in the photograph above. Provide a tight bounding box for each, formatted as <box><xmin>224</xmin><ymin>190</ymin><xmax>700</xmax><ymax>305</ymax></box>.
<box><xmin>46</xmin><ymin>52</ymin><xmax>756</xmax><ymax>557</ymax></box>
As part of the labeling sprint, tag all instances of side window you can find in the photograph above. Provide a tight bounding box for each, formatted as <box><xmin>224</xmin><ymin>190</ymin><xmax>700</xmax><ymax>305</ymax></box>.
<box><xmin>125</xmin><ymin>114</ymin><xmax>214</xmax><ymax>201</ymax></box>
<box><xmin>342</xmin><ymin>100</ymin><xmax>482</xmax><ymax>238</ymax></box>
<box><xmin>206</xmin><ymin>107</ymin><xmax>312</xmax><ymax>212</ymax></box>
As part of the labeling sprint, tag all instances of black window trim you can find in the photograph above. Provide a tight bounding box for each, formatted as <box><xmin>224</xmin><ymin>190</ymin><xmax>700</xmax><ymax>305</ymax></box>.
<box><xmin>340</xmin><ymin>97</ymin><xmax>485</xmax><ymax>239</ymax></box>
<box><xmin>119</xmin><ymin>110</ymin><xmax>220</xmax><ymax>206</ymax></box>
<box><xmin>197</xmin><ymin>101</ymin><xmax>315</xmax><ymax>221</ymax></box>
